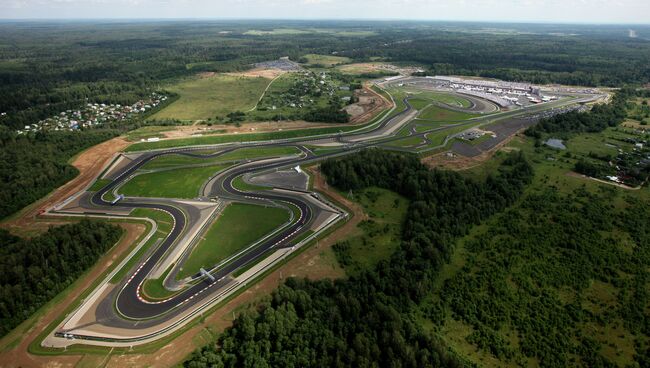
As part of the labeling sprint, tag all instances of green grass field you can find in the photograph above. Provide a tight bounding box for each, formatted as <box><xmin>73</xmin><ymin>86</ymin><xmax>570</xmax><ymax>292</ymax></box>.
<box><xmin>141</xmin><ymin>265</ymin><xmax>176</xmax><ymax>300</ymax></box>
<box><xmin>142</xmin><ymin>146</ymin><xmax>300</xmax><ymax>170</ymax></box>
<box><xmin>408</xmin><ymin>98</ymin><xmax>431</xmax><ymax>110</ymax></box>
<box><xmin>177</xmin><ymin>203</ymin><xmax>290</xmax><ymax>279</ymax></box>
<box><xmin>388</xmin><ymin>136</ymin><xmax>426</xmax><ymax>148</ymax></box>
<box><xmin>408</xmin><ymin>91</ymin><xmax>473</xmax><ymax>108</ymax></box>
<box><xmin>150</xmin><ymin>74</ymin><xmax>271</xmax><ymax>121</ymax></box>
<box><xmin>418</xmin><ymin>105</ymin><xmax>478</xmax><ymax>122</ymax></box>
<box><xmin>119</xmin><ymin>164</ymin><xmax>228</xmax><ymax>199</ymax></box>
<box><xmin>302</xmin><ymin>54</ymin><xmax>351</xmax><ymax>67</ymax></box>
<box><xmin>88</xmin><ymin>178</ymin><xmax>111</xmax><ymax>192</ymax></box>
<box><xmin>333</xmin><ymin>187</ymin><xmax>408</xmax><ymax>275</ymax></box>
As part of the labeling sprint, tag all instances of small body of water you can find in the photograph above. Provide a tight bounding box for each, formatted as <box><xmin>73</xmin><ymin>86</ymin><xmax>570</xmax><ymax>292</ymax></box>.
<box><xmin>545</xmin><ymin>138</ymin><xmax>566</xmax><ymax>150</ymax></box>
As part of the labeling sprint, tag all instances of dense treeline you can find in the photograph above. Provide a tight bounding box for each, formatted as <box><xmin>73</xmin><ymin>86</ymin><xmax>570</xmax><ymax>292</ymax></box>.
<box><xmin>184</xmin><ymin>149</ymin><xmax>533</xmax><ymax>367</ymax></box>
<box><xmin>0</xmin><ymin>127</ymin><xmax>118</xmax><ymax>218</ymax></box>
<box><xmin>438</xmin><ymin>187</ymin><xmax>650</xmax><ymax>366</ymax></box>
<box><xmin>526</xmin><ymin>90</ymin><xmax>633</xmax><ymax>137</ymax></box>
<box><xmin>0</xmin><ymin>220</ymin><xmax>122</xmax><ymax>337</ymax></box>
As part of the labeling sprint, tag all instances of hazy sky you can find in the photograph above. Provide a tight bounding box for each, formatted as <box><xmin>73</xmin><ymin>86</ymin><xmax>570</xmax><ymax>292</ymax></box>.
<box><xmin>1</xmin><ymin>0</ymin><xmax>649</xmax><ymax>24</ymax></box>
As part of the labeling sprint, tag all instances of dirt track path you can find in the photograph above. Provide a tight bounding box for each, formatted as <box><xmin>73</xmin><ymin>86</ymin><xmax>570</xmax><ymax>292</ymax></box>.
<box><xmin>0</xmin><ymin>137</ymin><xmax>131</xmax><ymax>236</ymax></box>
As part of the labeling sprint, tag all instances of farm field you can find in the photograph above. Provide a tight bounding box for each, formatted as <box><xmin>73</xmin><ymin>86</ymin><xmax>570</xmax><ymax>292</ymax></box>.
<box><xmin>177</xmin><ymin>203</ymin><xmax>290</xmax><ymax>279</ymax></box>
<box><xmin>119</xmin><ymin>164</ymin><xmax>229</xmax><ymax>199</ymax></box>
<box><xmin>150</xmin><ymin>74</ymin><xmax>271</xmax><ymax>121</ymax></box>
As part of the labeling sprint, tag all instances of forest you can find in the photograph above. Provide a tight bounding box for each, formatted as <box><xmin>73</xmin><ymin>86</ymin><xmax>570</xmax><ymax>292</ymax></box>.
<box><xmin>2</xmin><ymin>21</ymin><xmax>650</xmax><ymax>131</ymax></box>
<box><xmin>436</xmin><ymin>186</ymin><xmax>650</xmax><ymax>366</ymax></box>
<box><xmin>0</xmin><ymin>220</ymin><xmax>122</xmax><ymax>337</ymax></box>
<box><xmin>183</xmin><ymin>149</ymin><xmax>533</xmax><ymax>367</ymax></box>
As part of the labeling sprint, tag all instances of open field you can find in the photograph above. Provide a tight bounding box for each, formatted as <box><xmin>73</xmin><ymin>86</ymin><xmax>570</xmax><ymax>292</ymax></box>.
<box><xmin>119</xmin><ymin>164</ymin><xmax>228</xmax><ymax>199</ymax></box>
<box><xmin>142</xmin><ymin>146</ymin><xmax>300</xmax><ymax>170</ymax></box>
<box><xmin>177</xmin><ymin>203</ymin><xmax>290</xmax><ymax>279</ymax></box>
<box><xmin>336</xmin><ymin>62</ymin><xmax>396</xmax><ymax>75</ymax></box>
<box><xmin>302</xmin><ymin>54</ymin><xmax>351</xmax><ymax>66</ymax></box>
<box><xmin>150</xmin><ymin>74</ymin><xmax>271</xmax><ymax>121</ymax></box>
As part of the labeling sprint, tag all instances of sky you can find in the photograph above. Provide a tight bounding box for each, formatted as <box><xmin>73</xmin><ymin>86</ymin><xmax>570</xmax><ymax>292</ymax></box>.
<box><xmin>1</xmin><ymin>0</ymin><xmax>649</xmax><ymax>24</ymax></box>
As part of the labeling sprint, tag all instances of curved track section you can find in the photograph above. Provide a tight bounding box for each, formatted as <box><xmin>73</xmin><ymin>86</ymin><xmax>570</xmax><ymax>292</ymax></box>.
<box><xmin>46</xmin><ymin>81</ymin><xmax>600</xmax><ymax>346</ymax></box>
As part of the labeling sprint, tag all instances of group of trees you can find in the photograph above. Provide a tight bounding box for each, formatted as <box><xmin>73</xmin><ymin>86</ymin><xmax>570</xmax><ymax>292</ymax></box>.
<box><xmin>184</xmin><ymin>149</ymin><xmax>533</xmax><ymax>367</ymax></box>
<box><xmin>0</xmin><ymin>220</ymin><xmax>122</xmax><ymax>337</ymax></box>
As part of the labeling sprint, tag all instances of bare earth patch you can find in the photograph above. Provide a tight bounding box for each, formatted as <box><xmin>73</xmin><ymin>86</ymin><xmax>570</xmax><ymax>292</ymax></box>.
<box><xmin>0</xmin><ymin>137</ymin><xmax>131</xmax><ymax>237</ymax></box>
<box><xmin>0</xmin><ymin>222</ymin><xmax>146</xmax><ymax>368</ymax></box>
<box><xmin>423</xmin><ymin>134</ymin><xmax>524</xmax><ymax>171</ymax></box>
<box><xmin>225</xmin><ymin>67</ymin><xmax>287</xmax><ymax>79</ymax></box>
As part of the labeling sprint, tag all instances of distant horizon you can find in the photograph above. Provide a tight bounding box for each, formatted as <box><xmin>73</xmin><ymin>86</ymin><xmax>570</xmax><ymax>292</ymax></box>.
<box><xmin>0</xmin><ymin>18</ymin><xmax>649</xmax><ymax>27</ymax></box>
<box><xmin>1</xmin><ymin>0</ymin><xmax>649</xmax><ymax>25</ymax></box>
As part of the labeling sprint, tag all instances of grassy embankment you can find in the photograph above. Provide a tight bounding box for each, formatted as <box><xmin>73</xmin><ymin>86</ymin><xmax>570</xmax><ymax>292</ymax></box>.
<box><xmin>141</xmin><ymin>146</ymin><xmax>300</xmax><ymax>170</ymax></box>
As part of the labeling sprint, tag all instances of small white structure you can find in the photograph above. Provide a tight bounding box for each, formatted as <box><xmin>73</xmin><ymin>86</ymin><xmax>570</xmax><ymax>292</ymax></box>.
<box><xmin>294</xmin><ymin>165</ymin><xmax>303</xmax><ymax>174</ymax></box>
<box><xmin>200</xmin><ymin>268</ymin><xmax>215</xmax><ymax>282</ymax></box>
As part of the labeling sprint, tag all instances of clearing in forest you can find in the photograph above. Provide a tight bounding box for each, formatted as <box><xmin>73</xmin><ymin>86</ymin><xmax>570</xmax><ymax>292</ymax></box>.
<box><xmin>150</xmin><ymin>74</ymin><xmax>271</xmax><ymax>121</ymax></box>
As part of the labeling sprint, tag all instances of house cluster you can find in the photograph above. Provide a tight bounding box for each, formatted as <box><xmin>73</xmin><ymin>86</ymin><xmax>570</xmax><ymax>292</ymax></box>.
<box><xmin>260</xmin><ymin>72</ymin><xmax>341</xmax><ymax>110</ymax></box>
<box><xmin>16</xmin><ymin>92</ymin><xmax>167</xmax><ymax>134</ymax></box>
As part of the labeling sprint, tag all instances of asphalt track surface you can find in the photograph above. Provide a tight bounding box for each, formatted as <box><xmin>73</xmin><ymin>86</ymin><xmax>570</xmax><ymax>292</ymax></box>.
<box><xmin>88</xmin><ymin>147</ymin><xmax>317</xmax><ymax>319</ymax></box>
<box><xmin>54</xmin><ymin>84</ymin><xmax>597</xmax><ymax>341</ymax></box>
<box><xmin>55</xmin><ymin>91</ymin><xmax>421</xmax><ymax>336</ymax></box>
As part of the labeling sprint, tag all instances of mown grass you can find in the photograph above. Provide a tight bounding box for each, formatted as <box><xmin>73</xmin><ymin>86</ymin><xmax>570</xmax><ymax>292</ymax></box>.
<box><xmin>88</xmin><ymin>178</ymin><xmax>112</xmax><ymax>192</ymax></box>
<box><xmin>388</xmin><ymin>136</ymin><xmax>426</xmax><ymax>148</ymax></box>
<box><xmin>109</xmin><ymin>208</ymin><xmax>174</xmax><ymax>284</ymax></box>
<box><xmin>408</xmin><ymin>91</ymin><xmax>472</xmax><ymax>108</ymax></box>
<box><xmin>142</xmin><ymin>146</ymin><xmax>300</xmax><ymax>170</ymax></box>
<box><xmin>119</xmin><ymin>164</ymin><xmax>228</xmax><ymax>199</ymax></box>
<box><xmin>126</xmin><ymin>126</ymin><xmax>347</xmax><ymax>152</ymax></box>
<box><xmin>141</xmin><ymin>264</ymin><xmax>176</xmax><ymax>300</ymax></box>
<box><xmin>418</xmin><ymin>105</ymin><xmax>478</xmax><ymax>122</ymax></box>
<box><xmin>150</xmin><ymin>74</ymin><xmax>271</xmax><ymax>121</ymax></box>
<box><xmin>177</xmin><ymin>203</ymin><xmax>290</xmax><ymax>279</ymax></box>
